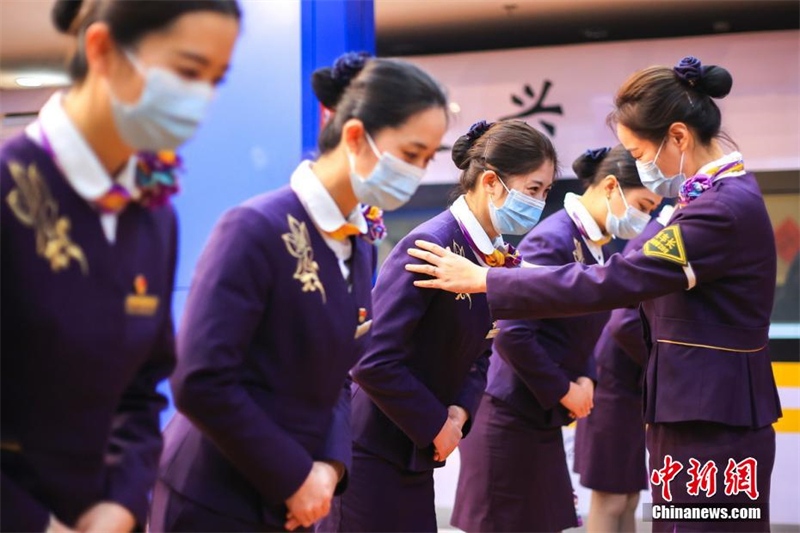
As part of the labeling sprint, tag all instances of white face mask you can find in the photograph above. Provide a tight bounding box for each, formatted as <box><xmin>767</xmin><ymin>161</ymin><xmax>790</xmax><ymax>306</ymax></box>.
<box><xmin>635</xmin><ymin>137</ymin><xmax>686</xmax><ymax>198</ymax></box>
<box><xmin>605</xmin><ymin>181</ymin><xmax>651</xmax><ymax>239</ymax></box>
<box><xmin>109</xmin><ymin>52</ymin><xmax>215</xmax><ymax>151</ymax></box>
<box><xmin>347</xmin><ymin>132</ymin><xmax>426</xmax><ymax>211</ymax></box>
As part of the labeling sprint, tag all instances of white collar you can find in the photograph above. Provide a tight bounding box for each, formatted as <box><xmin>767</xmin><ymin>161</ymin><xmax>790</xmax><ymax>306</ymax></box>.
<box><xmin>563</xmin><ymin>192</ymin><xmax>606</xmax><ymax>242</ymax></box>
<box><xmin>657</xmin><ymin>204</ymin><xmax>676</xmax><ymax>226</ymax></box>
<box><xmin>290</xmin><ymin>160</ymin><xmax>367</xmax><ymax>234</ymax></box>
<box><xmin>449</xmin><ymin>195</ymin><xmax>504</xmax><ymax>255</ymax></box>
<box><xmin>25</xmin><ymin>92</ymin><xmax>139</xmax><ymax>203</ymax></box>
<box><xmin>696</xmin><ymin>151</ymin><xmax>746</xmax><ymax>181</ymax></box>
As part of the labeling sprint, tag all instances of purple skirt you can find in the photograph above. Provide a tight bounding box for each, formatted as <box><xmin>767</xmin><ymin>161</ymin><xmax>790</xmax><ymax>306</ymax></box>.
<box><xmin>647</xmin><ymin>421</ymin><xmax>775</xmax><ymax>533</ymax></box>
<box><xmin>318</xmin><ymin>444</ymin><xmax>437</xmax><ymax>532</ymax></box>
<box><xmin>147</xmin><ymin>480</ymin><xmax>304</xmax><ymax>533</ymax></box>
<box><xmin>573</xmin><ymin>379</ymin><xmax>648</xmax><ymax>493</ymax></box>
<box><xmin>451</xmin><ymin>394</ymin><xmax>578</xmax><ymax>533</ymax></box>
<box><xmin>147</xmin><ymin>480</ymin><xmax>301</xmax><ymax>532</ymax></box>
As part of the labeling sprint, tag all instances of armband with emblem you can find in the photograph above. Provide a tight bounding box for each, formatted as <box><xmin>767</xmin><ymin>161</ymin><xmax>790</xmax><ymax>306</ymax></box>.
<box><xmin>643</xmin><ymin>225</ymin><xmax>696</xmax><ymax>289</ymax></box>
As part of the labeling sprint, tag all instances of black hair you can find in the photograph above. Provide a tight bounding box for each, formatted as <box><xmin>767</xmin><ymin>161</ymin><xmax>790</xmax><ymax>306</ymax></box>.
<box><xmin>608</xmin><ymin>56</ymin><xmax>733</xmax><ymax>146</ymax></box>
<box><xmin>572</xmin><ymin>144</ymin><xmax>643</xmax><ymax>191</ymax></box>
<box><xmin>311</xmin><ymin>52</ymin><xmax>448</xmax><ymax>154</ymax></box>
<box><xmin>451</xmin><ymin>120</ymin><xmax>558</xmax><ymax>195</ymax></box>
<box><xmin>52</xmin><ymin>0</ymin><xmax>242</xmax><ymax>82</ymax></box>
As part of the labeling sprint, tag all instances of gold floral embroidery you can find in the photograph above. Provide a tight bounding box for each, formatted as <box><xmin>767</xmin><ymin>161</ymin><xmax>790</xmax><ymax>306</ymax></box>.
<box><xmin>282</xmin><ymin>214</ymin><xmax>326</xmax><ymax>303</ymax></box>
<box><xmin>5</xmin><ymin>161</ymin><xmax>88</xmax><ymax>275</ymax></box>
<box><xmin>451</xmin><ymin>240</ymin><xmax>472</xmax><ymax>309</ymax></box>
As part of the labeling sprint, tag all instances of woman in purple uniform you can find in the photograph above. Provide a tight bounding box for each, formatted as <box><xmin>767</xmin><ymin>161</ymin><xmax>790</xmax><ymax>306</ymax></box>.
<box><xmin>149</xmin><ymin>53</ymin><xmax>448</xmax><ymax>532</ymax></box>
<box><xmin>451</xmin><ymin>145</ymin><xmax>660</xmax><ymax>533</ymax></box>
<box><xmin>0</xmin><ymin>1</ymin><xmax>240</xmax><ymax>531</ymax></box>
<box><xmin>574</xmin><ymin>204</ymin><xmax>674</xmax><ymax>533</ymax></box>
<box><xmin>325</xmin><ymin>120</ymin><xmax>556</xmax><ymax>533</ymax></box>
<box><xmin>409</xmin><ymin>56</ymin><xmax>781</xmax><ymax>533</ymax></box>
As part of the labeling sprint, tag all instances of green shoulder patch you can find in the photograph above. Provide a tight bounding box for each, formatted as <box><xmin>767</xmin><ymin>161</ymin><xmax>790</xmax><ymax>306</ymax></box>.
<box><xmin>643</xmin><ymin>224</ymin><xmax>687</xmax><ymax>266</ymax></box>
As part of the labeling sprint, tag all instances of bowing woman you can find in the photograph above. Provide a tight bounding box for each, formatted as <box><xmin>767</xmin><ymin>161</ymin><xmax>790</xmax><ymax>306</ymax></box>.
<box><xmin>407</xmin><ymin>56</ymin><xmax>781</xmax><ymax>533</ymax></box>
<box><xmin>0</xmin><ymin>1</ymin><xmax>240</xmax><ymax>531</ymax></box>
<box><xmin>326</xmin><ymin>120</ymin><xmax>556</xmax><ymax>533</ymax></box>
<box><xmin>149</xmin><ymin>52</ymin><xmax>448</xmax><ymax>532</ymax></box>
<box><xmin>451</xmin><ymin>144</ymin><xmax>660</xmax><ymax>533</ymax></box>
<box><xmin>573</xmin><ymin>203</ymin><xmax>674</xmax><ymax>533</ymax></box>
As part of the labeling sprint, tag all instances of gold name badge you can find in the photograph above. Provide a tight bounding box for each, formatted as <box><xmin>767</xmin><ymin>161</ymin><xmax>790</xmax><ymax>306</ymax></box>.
<box><xmin>126</xmin><ymin>274</ymin><xmax>159</xmax><ymax>316</ymax></box>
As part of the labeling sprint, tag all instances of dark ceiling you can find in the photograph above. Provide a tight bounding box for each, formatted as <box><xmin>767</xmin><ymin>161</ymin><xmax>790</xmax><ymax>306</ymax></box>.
<box><xmin>377</xmin><ymin>0</ymin><xmax>800</xmax><ymax>56</ymax></box>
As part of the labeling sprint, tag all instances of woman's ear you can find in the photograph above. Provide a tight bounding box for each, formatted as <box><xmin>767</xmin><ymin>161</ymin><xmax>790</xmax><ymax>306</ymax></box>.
<box><xmin>83</xmin><ymin>22</ymin><xmax>114</xmax><ymax>76</ymax></box>
<box><xmin>481</xmin><ymin>170</ymin><xmax>499</xmax><ymax>197</ymax></box>
<box><xmin>668</xmin><ymin>122</ymin><xmax>692</xmax><ymax>152</ymax></box>
<box><xmin>601</xmin><ymin>174</ymin><xmax>618</xmax><ymax>198</ymax></box>
<box><xmin>341</xmin><ymin>118</ymin><xmax>366</xmax><ymax>156</ymax></box>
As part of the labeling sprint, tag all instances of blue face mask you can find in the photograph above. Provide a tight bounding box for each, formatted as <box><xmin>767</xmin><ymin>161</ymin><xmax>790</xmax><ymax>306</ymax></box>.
<box><xmin>347</xmin><ymin>133</ymin><xmax>426</xmax><ymax>211</ymax></box>
<box><xmin>605</xmin><ymin>181</ymin><xmax>651</xmax><ymax>239</ymax></box>
<box><xmin>488</xmin><ymin>175</ymin><xmax>546</xmax><ymax>235</ymax></box>
<box><xmin>635</xmin><ymin>138</ymin><xmax>686</xmax><ymax>198</ymax></box>
<box><xmin>110</xmin><ymin>52</ymin><xmax>215</xmax><ymax>151</ymax></box>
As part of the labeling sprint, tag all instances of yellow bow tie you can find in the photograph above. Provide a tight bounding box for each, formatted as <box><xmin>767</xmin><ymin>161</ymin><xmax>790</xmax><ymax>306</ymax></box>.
<box><xmin>325</xmin><ymin>223</ymin><xmax>362</xmax><ymax>241</ymax></box>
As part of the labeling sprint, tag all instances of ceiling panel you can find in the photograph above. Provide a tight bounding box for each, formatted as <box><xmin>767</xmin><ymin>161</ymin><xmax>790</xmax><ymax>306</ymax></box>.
<box><xmin>376</xmin><ymin>0</ymin><xmax>800</xmax><ymax>55</ymax></box>
<box><xmin>0</xmin><ymin>0</ymin><xmax>797</xmax><ymax>79</ymax></box>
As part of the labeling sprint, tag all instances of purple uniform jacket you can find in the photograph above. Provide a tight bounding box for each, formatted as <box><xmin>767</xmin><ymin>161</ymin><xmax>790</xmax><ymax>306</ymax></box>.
<box><xmin>486</xmin><ymin>174</ymin><xmax>782</xmax><ymax>428</ymax></box>
<box><xmin>351</xmin><ymin>209</ymin><xmax>492</xmax><ymax>472</ymax></box>
<box><xmin>486</xmin><ymin>209</ymin><xmax>609</xmax><ymax>428</ymax></box>
<box><xmin>0</xmin><ymin>134</ymin><xmax>177</xmax><ymax>530</ymax></box>
<box><xmin>595</xmin><ymin>219</ymin><xmax>666</xmax><ymax>393</ymax></box>
<box><xmin>158</xmin><ymin>186</ymin><xmax>374</xmax><ymax>523</ymax></box>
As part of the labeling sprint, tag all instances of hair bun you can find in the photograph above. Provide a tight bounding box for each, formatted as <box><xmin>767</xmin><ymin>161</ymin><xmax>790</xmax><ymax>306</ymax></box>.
<box><xmin>52</xmin><ymin>0</ymin><xmax>84</xmax><ymax>35</ymax></box>
<box><xmin>584</xmin><ymin>147</ymin><xmax>611</xmax><ymax>162</ymax></box>
<box><xmin>573</xmin><ymin>146</ymin><xmax>611</xmax><ymax>184</ymax></box>
<box><xmin>312</xmin><ymin>51</ymin><xmax>372</xmax><ymax>110</ymax></box>
<box><xmin>674</xmin><ymin>56</ymin><xmax>732</xmax><ymax>99</ymax></box>
<box><xmin>465</xmin><ymin>120</ymin><xmax>492</xmax><ymax>144</ymax></box>
<box><xmin>674</xmin><ymin>56</ymin><xmax>703</xmax><ymax>86</ymax></box>
<box><xmin>451</xmin><ymin>120</ymin><xmax>493</xmax><ymax>170</ymax></box>
<box><xmin>697</xmin><ymin>64</ymin><xmax>733</xmax><ymax>99</ymax></box>
<box><xmin>331</xmin><ymin>51</ymin><xmax>371</xmax><ymax>87</ymax></box>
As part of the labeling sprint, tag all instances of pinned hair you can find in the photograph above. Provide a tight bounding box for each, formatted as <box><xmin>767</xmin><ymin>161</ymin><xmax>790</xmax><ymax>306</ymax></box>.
<box><xmin>673</xmin><ymin>56</ymin><xmax>732</xmax><ymax>98</ymax></box>
<box><xmin>609</xmin><ymin>55</ymin><xmax>733</xmax><ymax>146</ymax></box>
<box><xmin>451</xmin><ymin>120</ymin><xmax>493</xmax><ymax>170</ymax></box>
<box><xmin>311</xmin><ymin>51</ymin><xmax>372</xmax><ymax>110</ymax></box>
<box><xmin>572</xmin><ymin>144</ymin><xmax>642</xmax><ymax>190</ymax></box>
<box><xmin>452</xmin><ymin>120</ymin><xmax>557</xmax><ymax>195</ymax></box>
<box><xmin>311</xmin><ymin>54</ymin><xmax>447</xmax><ymax>154</ymax></box>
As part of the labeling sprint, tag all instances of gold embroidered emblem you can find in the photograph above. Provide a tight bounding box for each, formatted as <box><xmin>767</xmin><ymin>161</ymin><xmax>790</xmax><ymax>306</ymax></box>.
<box><xmin>643</xmin><ymin>225</ymin><xmax>687</xmax><ymax>266</ymax></box>
<box><xmin>572</xmin><ymin>237</ymin><xmax>585</xmax><ymax>264</ymax></box>
<box><xmin>452</xmin><ymin>240</ymin><xmax>472</xmax><ymax>309</ymax></box>
<box><xmin>5</xmin><ymin>161</ymin><xmax>88</xmax><ymax>275</ymax></box>
<box><xmin>282</xmin><ymin>214</ymin><xmax>326</xmax><ymax>303</ymax></box>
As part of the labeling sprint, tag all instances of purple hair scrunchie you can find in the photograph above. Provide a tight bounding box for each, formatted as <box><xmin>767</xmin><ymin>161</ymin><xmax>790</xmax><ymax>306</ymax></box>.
<box><xmin>331</xmin><ymin>51</ymin><xmax>371</xmax><ymax>87</ymax></box>
<box><xmin>584</xmin><ymin>147</ymin><xmax>611</xmax><ymax>161</ymax></box>
<box><xmin>465</xmin><ymin>120</ymin><xmax>492</xmax><ymax>143</ymax></box>
<box><xmin>674</xmin><ymin>56</ymin><xmax>704</xmax><ymax>87</ymax></box>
